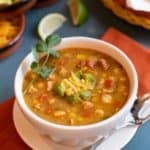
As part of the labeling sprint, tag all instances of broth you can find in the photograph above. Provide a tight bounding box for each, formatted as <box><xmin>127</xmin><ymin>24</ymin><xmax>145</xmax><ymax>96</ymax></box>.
<box><xmin>23</xmin><ymin>48</ymin><xmax>129</xmax><ymax>126</ymax></box>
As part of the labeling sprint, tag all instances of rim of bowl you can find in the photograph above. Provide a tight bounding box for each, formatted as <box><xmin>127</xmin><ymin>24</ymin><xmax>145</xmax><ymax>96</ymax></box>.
<box><xmin>15</xmin><ymin>36</ymin><xmax>138</xmax><ymax>131</ymax></box>
<box><xmin>0</xmin><ymin>14</ymin><xmax>25</xmax><ymax>50</ymax></box>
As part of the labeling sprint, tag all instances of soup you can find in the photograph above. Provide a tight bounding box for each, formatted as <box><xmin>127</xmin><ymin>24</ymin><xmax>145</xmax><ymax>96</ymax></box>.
<box><xmin>23</xmin><ymin>48</ymin><xmax>129</xmax><ymax>126</ymax></box>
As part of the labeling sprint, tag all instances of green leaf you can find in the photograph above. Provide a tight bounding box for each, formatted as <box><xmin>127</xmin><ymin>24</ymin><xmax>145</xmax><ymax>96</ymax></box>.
<box><xmin>46</xmin><ymin>34</ymin><xmax>61</xmax><ymax>47</ymax></box>
<box><xmin>80</xmin><ymin>90</ymin><xmax>91</xmax><ymax>99</ymax></box>
<box><xmin>39</xmin><ymin>66</ymin><xmax>53</xmax><ymax>79</ymax></box>
<box><xmin>36</xmin><ymin>40</ymin><xmax>47</xmax><ymax>52</ymax></box>
<box><xmin>48</xmin><ymin>49</ymin><xmax>60</xmax><ymax>58</ymax></box>
<box><xmin>30</xmin><ymin>61</ymin><xmax>39</xmax><ymax>73</ymax></box>
<box><xmin>32</xmin><ymin>48</ymin><xmax>39</xmax><ymax>60</ymax></box>
<box><xmin>68</xmin><ymin>94</ymin><xmax>80</xmax><ymax>104</ymax></box>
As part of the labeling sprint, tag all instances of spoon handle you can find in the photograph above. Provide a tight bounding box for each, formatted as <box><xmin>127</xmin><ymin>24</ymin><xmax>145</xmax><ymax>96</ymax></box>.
<box><xmin>131</xmin><ymin>93</ymin><xmax>150</xmax><ymax>125</ymax></box>
<box><xmin>83</xmin><ymin>93</ymin><xmax>150</xmax><ymax>150</ymax></box>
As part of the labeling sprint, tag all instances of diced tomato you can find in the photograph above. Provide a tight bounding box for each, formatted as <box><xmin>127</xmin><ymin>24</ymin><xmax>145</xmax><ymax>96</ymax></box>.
<box><xmin>113</xmin><ymin>100</ymin><xmax>121</xmax><ymax>107</ymax></box>
<box><xmin>45</xmin><ymin>107</ymin><xmax>52</xmax><ymax>115</ymax></box>
<box><xmin>57</xmin><ymin>60</ymin><xmax>65</xmax><ymax>65</ymax></box>
<box><xmin>104</xmin><ymin>79</ymin><xmax>113</xmax><ymax>89</ymax></box>
<box><xmin>39</xmin><ymin>93</ymin><xmax>48</xmax><ymax>102</ymax></box>
<box><xmin>82</xmin><ymin>110</ymin><xmax>92</xmax><ymax>118</ymax></box>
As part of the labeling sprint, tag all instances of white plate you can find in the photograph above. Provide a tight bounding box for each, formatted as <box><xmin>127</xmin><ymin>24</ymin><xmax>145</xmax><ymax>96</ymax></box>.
<box><xmin>13</xmin><ymin>101</ymin><xmax>138</xmax><ymax>150</ymax></box>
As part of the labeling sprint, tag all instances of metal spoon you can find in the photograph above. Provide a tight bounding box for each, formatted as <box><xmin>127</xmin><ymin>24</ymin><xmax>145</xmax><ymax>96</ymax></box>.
<box><xmin>83</xmin><ymin>93</ymin><xmax>150</xmax><ymax>150</ymax></box>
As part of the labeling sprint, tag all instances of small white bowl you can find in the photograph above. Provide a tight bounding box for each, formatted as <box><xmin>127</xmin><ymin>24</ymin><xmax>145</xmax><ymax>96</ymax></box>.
<box><xmin>14</xmin><ymin>37</ymin><xmax>138</xmax><ymax>146</ymax></box>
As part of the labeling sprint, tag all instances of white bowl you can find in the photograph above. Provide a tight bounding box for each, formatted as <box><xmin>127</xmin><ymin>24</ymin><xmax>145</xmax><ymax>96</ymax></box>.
<box><xmin>14</xmin><ymin>37</ymin><xmax>138</xmax><ymax>146</ymax></box>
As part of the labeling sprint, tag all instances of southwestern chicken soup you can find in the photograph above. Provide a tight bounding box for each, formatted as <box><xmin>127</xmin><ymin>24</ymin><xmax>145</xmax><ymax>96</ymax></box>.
<box><xmin>23</xmin><ymin>48</ymin><xmax>129</xmax><ymax>126</ymax></box>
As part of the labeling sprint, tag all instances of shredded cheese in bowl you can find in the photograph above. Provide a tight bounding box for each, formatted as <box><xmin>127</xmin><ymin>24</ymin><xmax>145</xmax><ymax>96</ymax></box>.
<box><xmin>0</xmin><ymin>18</ymin><xmax>20</xmax><ymax>49</ymax></box>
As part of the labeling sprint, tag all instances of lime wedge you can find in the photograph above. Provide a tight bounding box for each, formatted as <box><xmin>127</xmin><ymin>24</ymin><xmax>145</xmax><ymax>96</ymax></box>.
<box><xmin>38</xmin><ymin>13</ymin><xmax>67</xmax><ymax>40</ymax></box>
<box><xmin>68</xmin><ymin>0</ymin><xmax>89</xmax><ymax>26</ymax></box>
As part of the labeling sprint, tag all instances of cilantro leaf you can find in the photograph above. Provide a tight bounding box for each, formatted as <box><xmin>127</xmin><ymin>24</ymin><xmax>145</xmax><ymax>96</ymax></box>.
<box><xmin>32</xmin><ymin>48</ymin><xmax>39</xmax><ymax>61</ymax></box>
<box><xmin>46</xmin><ymin>34</ymin><xmax>61</xmax><ymax>47</ymax></box>
<box><xmin>24</xmin><ymin>34</ymin><xmax>62</xmax><ymax>94</ymax></box>
<box><xmin>30</xmin><ymin>61</ymin><xmax>39</xmax><ymax>73</ymax></box>
<box><xmin>39</xmin><ymin>66</ymin><xmax>53</xmax><ymax>79</ymax></box>
<box><xmin>36</xmin><ymin>40</ymin><xmax>47</xmax><ymax>52</ymax></box>
<box><xmin>48</xmin><ymin>49</ymin><xmax>60</xmax><ymax>58</ymax></box>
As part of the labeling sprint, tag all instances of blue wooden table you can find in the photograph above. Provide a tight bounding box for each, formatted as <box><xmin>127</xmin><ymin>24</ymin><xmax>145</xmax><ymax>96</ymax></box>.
<box><xmin>0</xmin><ymin>0</ymin><xmax>150</xmax><ymax>149</ymax></box>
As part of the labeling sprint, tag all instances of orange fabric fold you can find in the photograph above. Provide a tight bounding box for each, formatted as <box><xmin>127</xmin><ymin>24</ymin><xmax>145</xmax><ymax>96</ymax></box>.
<box><xmin>101</xmin><ymin>27</ymin><xmax>150</xmax><ymax>96</ymax></box>
<box><xmin>0</xmin><ymin>27</ymin><xmax>150</xmax><ymax>149</ymax></box>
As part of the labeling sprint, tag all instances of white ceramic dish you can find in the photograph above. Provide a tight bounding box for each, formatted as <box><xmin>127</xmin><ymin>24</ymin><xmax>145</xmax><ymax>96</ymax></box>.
<box><xmin>13</xmin><ymin>101</ymin><xmax>138</xmax><ymax>150</ymax></box>
<box><xmin>14</xmin><ymin>37</ymin><xmax>138</xmax><ymax>146</ymax></box>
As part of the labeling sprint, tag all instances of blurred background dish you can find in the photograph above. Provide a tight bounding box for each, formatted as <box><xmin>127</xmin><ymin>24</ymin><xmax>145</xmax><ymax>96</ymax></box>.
<box><xmin>101</xmin><ymin>0</ymin><xmax>150</xmax><ymax>30</ymax></box>
<box><xmin>0</xmin><ymin>0</ymin><xmax>37</xmax><ymax>15</ymax></box>
<box><xmin>0</xmin><ymin>14</ymin><xmax>25</xmax><ymax>52</ymax></box>
<box><xmin>35</xmin><ymin>0</ymin><xmax>57</xmax><ymax>8</ymax></box>
<box><xmin>0</xmin><ymin>37</ymin><xmax>23</xmax><ymax>60</ymax></box>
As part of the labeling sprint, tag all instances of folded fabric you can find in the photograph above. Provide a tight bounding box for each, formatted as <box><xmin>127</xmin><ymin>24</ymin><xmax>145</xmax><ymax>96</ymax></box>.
<box><xmin>101</xmin><ymin>27</ymin><xmax>150</xmax><ymax>96</ymax></box>
<box><xmin>0</xmin><ymin>27</ymin><xmax>150</xmax><ymax>149</ymax></box>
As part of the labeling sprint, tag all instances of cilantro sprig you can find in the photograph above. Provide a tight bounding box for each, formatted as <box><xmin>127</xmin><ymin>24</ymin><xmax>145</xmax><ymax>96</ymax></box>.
<box><xmin>23</xmin><ymin>34</ymin><xmax>61</xmax><ymax>94</ymax></box>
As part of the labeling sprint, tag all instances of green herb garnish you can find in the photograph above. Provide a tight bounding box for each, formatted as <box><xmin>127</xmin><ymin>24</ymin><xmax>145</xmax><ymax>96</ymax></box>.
<box><xmin>23</xmin><ymin>34</ymin><xmax>61</xmax><ymax>94</ymax></box>
<box><xmin>53</xmin><ymin>70</ymin><xmax>96</xmax><ymax>104</ymax></box>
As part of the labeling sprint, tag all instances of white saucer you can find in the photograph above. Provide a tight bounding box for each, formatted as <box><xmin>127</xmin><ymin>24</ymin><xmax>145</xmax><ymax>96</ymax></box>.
<box><xmin>13</xmin><ymin>101</ymin><xmax>138</xmax><ymax>150</ymax></box>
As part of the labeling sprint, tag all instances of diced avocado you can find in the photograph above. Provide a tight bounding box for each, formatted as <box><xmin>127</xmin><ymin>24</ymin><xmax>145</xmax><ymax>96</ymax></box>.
<box><xmin>80</xmin><ymin>90</ymin><xmax>91</xmax><ymax>99</ymax></box>
<box><xmin>84</xmin><ymin>73</ymin><xmax>96</xmax><ymax>85</ymax></box>
<box><xmin>75</xmin><ymin>70</ymin><xmax>83</xmax><ymax>79</ymax></box>
<box><xmin>54</xmin><ymin>83</ymin><xmax>65</xmax><ymax>96</ymax></box>
<box><xmin>68</xmin><ymin>94</ymin><xmax>80</xmax><ymax>104</ymax></box>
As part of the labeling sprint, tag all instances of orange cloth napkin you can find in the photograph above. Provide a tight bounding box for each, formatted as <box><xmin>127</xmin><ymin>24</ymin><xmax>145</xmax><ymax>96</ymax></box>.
<box><xmin>101</xmin><ymin>28</ymin><xmax>150</xmax><ymax>96</ymax></box>
<box><xmin>0</xmin><ymin>98</ymin><xmax>29</xmax><ymax>150</ymax></box>
<box><xmin>0</xmin><ymin>28</ymin><xmax>150</xmax><ymax>149</ymax></box>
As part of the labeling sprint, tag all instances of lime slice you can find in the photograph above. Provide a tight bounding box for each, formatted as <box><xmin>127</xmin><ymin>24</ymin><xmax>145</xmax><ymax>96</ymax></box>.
<box><xmin>68</xmin><ymin>0</ymin><xmax>89</xmax><ymax>26</ymax></box>
<box><xmin>38</xmin><ymin>13</ymin><xmax>67</xmax><ymax>40</ymax></box>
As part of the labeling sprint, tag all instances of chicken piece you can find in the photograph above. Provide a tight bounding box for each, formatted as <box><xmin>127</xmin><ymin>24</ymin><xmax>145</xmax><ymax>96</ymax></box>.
<box><xmin>28</xmin><ymin>85</ymin><xmax>37</xmax><ymax>94</ymax></box>
<box><xmin>101</xmin><ymin>94</ymin><xmax>112</xmax><ymax>104</ymax></box>
<box><xmin>69</xmin><ymin>118</ymin><xmax>75</xmax><ymax>125</ymax></box>
<box><xmin>54</xmin><ymin>110</ymin><xmax>66</xmax><ymax>117</ymax></box>
<box><xmin>48</xmin><ymin>98</ymin><xmax>56</xmax><ymax>105</ymax></box>
<box><xmin>47</xmin><ymin>81</ymin><xmax>53</xmax><ymax>91</ymax></box>
<box><xmin>82</xmin><ymin>101</ymin><xmax>94</xmax><ymax>110</ymax></box>
<box><xmin>98</xmin><ymin>58</ymin><xmax>109</xmax><ymax>70</ymax></box>
<box><xmin>86</xmin><ymin>57</ymin><xmax>97</xmax><ymax>69</ymax></box>
<box><xmin>59</xmin><ymin>67</ymin><xmax>67</xmax><ymax>76</ymax></box>
<box><xmin>37</xmin><ymin>82</ymin><xmax>45</xmax><ymax>89</ymax></box>
<box><xmin>95</xmin><ymin>109</ymin><xmax>104</xmax><ymax>118</ymax></box>
<box><xmin>48</xmin><ymin>74</ymin><xmax>55</xmax><ymax>80</ymax></box>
